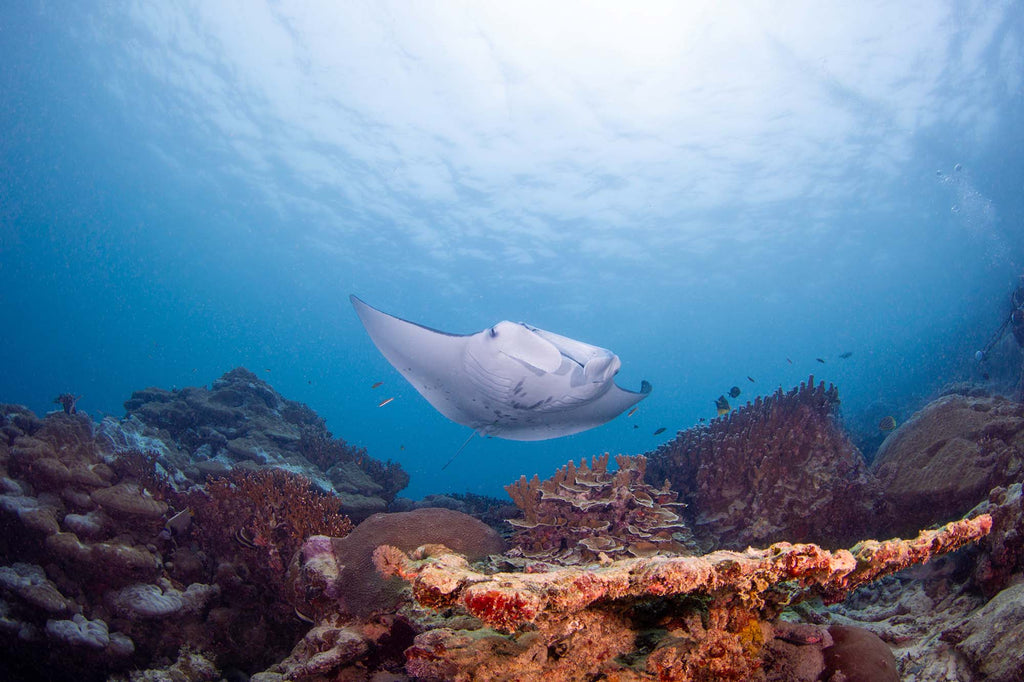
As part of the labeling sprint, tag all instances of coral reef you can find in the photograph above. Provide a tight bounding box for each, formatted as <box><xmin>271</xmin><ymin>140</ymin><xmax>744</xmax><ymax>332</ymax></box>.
<box><xmin>0</xmin><ymin>398</ymin><xmax>361</xmax><ymax>680</ymax></box>
<box><xmin>646</xmin><ymin>376</ymin><xmax>882</xmax><ymax>549</ymax></box>
<box><xmin>871</xmin><ymin>393</ymin><xmax>1024</xmax><ymax>536</ymax></box>
<box><xmin>373</xmin><ymin>516</ymin><xmax>989</xmax><ymax>679</ymax></box>
<box><xmin>504</xmin><ymin>453</ymin><xmax>695</xmax><ymax>564</ymax></box>
<box><xmin>3</xmin><ymin>368</ymin><xmax>1023</xmax><ymax>681</ymax></box>
<box><xmin>816</xmin><ymin>476</ymin><xmax>1024</xmax><ymax>681</ymax></box>
<box><xmin>113</xmin><ymin>367</ymin><xmax>408</xmax><ymax>519</ymax></box>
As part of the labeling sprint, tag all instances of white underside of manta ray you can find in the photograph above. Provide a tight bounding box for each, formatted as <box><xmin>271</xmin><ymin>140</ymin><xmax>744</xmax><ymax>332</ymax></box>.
<box><xmin>350</xmin><ymin>295</ymin><xmax>652</xmax><ymax>441</ymax></box>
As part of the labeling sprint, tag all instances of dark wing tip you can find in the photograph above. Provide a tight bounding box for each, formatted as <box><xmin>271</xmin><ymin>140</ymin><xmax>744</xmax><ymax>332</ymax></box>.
<box><xmin>640</xmin><ymin>380</ymin><xmax>653</xmax><ymax>395</ymax></box>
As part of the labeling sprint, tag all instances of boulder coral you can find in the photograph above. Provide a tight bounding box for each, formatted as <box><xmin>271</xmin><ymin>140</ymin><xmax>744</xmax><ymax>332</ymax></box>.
<box><xmin>646</xmin><ymin>376</ymin><xmax>882</xmax><ymax>550</ymax></box>
<box><xmin>291</xmin><ymin>508</ymin><xmax>505</xmax><ymax>619</ymax></box>
<box><xmin>871</xmin><ymin>392</ymin><xmax>1024</xmax><ymax>536</ymax></box>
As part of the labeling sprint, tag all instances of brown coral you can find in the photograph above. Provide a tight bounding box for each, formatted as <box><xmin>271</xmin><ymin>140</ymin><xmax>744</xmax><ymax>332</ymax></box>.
<box><xmin>871</xmin><ymin>393</ymin><xmax>1024</xmax><ymax>536</ymax></box>
<box><xmin>189</xmin><ymin>468</ymin><xmax>353</xmax><ymax>582</ymax></box>
<box><xmin>505</xmin><ymin>454</ymin><xmax>695</xmax><ymax>564</ymax></box>
<box><xmin>646</xmin><ymin>376</ymin><xmax>881</xmax><ymax>550</ymax></box>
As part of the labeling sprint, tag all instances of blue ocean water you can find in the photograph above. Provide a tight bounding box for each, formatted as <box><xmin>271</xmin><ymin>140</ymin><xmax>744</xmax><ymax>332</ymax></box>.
<box><xmin>1</xmin><ymin>2</ymin><xmax>1022</xmax><ymax>500</ymax></box>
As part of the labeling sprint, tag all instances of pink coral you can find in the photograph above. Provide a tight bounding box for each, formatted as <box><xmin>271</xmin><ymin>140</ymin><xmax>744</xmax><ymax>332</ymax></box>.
<box><xmin>646</xmin><ymin>376</ymin><xmax>881</xmax><ymax>550</ymax></box>
<box><xmin>379</xmin><ymin>515</ymin><xmax>990</xmax><ymax>680</ymax></box>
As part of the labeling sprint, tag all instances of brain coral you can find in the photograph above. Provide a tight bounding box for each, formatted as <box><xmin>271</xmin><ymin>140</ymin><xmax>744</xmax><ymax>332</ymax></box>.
<box><xmin>504</xmin><ymin>453</ymin><xmax>695</xmax><ymax>564</ymax></box>
<box><xmin>645</xmin><ymin>376</ymin><xmax>881</xmax><ymax>550</ymax></box>
<box><xmin>297</xmin><ymin>508</ymin><xmax>505</xmax><ymax>618</ymax></box>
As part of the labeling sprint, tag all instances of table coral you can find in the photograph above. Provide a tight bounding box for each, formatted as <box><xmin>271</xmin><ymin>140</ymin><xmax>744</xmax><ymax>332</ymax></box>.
<box><xmin>505</xmin><ymin>453</ymin><xmax>695</xmax><ymax>564</ymax></box>
<box><xmin>376</xmin><ymin>515</ymin><xmax>990</xmax><ymax>680</ymax></box>
<box><xmin>646</xmin><ymin>375</ymin><xmax>882</xmax><ymax>550</ymax></box>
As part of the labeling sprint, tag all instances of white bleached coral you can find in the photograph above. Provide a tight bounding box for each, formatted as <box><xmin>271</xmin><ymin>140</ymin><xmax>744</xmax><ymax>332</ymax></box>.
<box><xmin>46</xmin><ymin>613</ymin><xmax>110</xmax><ymax>649</ymax></box>
<box><xmin>0</xmin><ymin>562</ymin><xmax>71</xmax><ymax>613</ymax></box>
<box><xmin>107</xmin><ymin>580</ymin><xmax>218</xmax><ymax>618</ymax></box>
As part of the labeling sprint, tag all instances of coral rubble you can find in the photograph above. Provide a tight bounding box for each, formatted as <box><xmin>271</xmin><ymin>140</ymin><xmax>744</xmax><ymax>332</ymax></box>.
<box><xmin>504</xmin><ymin>453</ymin><xmax>695</xmax><ymax>564</ymax></box>
<box><xmin>646</xmin><ymin>376</ymin><xmax>881</xmax><ymax>550</ymax></box>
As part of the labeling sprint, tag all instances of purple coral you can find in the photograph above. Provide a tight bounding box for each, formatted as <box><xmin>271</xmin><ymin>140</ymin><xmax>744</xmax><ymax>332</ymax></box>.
<box><xmin>646</xmin><ymin>375</ymin><xmax>880</xmax><ymax>550</ymax></box>
<box><xmin>505</xmin><ymin>453</ymin><xmax>695</xmax><ymax>564</ymax></box>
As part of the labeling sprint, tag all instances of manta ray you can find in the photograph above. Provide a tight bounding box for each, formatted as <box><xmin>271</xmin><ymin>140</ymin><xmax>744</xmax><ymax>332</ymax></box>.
<box><xmin>351</xmin><ymin>295</ymin><xmax>652</xmax><ymax>442</ymax></box>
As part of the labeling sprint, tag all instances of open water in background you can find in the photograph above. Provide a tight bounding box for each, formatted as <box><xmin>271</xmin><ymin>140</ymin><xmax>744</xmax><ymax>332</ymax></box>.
<box><xmin>2</xmin><ymin>2</ymin><xmax>1023</xmax><ymax>498</ymax></box>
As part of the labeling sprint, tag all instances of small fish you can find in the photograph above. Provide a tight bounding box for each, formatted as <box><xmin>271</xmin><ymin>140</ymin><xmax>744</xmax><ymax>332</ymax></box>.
<box><xmin>377</xmin><ymin>397</ymin><xmax>395</xmax><ymax>407</ymax></box>
<box><xmin>308</xmin><ymin>380</ymin><xmax>312</xmax><ymax>385</ymax></box>
<box><xmin>728</xmin><ymin>386</ymin><xmax>741</xmax><ymax>399</ymax></box>
<box><xmin>878</xmin><ymin>416</ymin><xmax>897</xmax><ymax>432</ymax></box>
<box><xmin>164</xmin><ymin>508</ymin><xmax>193</xmax><ymax>537</ymax></box>
<box><xmin>627</xmin><ymin>407</ymin><xmax>638</xmax><ymax>417</ymax></box>
<box><xmin>653</xmin><ymin>427</ymin><xmax>666</xmax><ymax>435</ymax></box>
<box><xmin>264</xmin><ymin>368</ymin><xmax>271</xmax><ymax>373</ymax></box>
<box><xmin>747</xmin><ymin>376</ymin><xmax>755</xmax><ymax>382</ymax></box>
<box><xmin>235</xmin><ymin>527</ymin><xmax>258</xmax><ymax>549</ymax></box>
<box><xmin>816</xmin><ymin>358</ymin><xmax>826</xmax><ymax>364</ymax></box>
<box><xmin>294</xmin><ymin>607</ymin><xmax>315</xmax><ymax>624</ymax></box>
<box><xmin>838</xmin><ymin>351</ymin><xmax>853</xmax><ymax>359</ymax></box>
<box><xmin>698</xmin><ymin>417</ymin><xmax>706</xmax><ymax>422</ymax></box>
<box><xmin>786</xmin><ymin>358</ymin><xmax>793</xmax><ymax>364</ymax></box>
<box><xmin>399</xmin><ymin>445</ymin><xmax>405</xmax><ymax>450</ymax></box>
<box><xmin>633</xmin><ymin>424</ymin><xmax>639</xmax><ymax>429</ymax></box>
<box><xmin>371</xmin><ymin>381</ymin><xmax>384</xmax><ymax>389</ymax></box>
<box><xmin>981</xmin><ymin>372</ymin><xmax>990</xmax><ymax>381</ymax></box>
<box><xmin>715</xmin><ymin>395</ymin><xmax>730</xmax><ymax>415</ymax></box>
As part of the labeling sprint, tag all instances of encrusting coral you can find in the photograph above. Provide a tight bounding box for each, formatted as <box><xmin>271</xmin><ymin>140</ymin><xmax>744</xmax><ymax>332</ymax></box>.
<box><xmin>646</xmin><ymin>375</ymin><xmax>882</xmax><ymax>550</ymax></box>
<box><xmin>505</xmin><ymin>453</ymin><xmax>696</xmax><ymax>563</ymax></box>
<box><xmin>374</xmin><ymin>515</ymin><xmax>991</xmax><ymax>680</ymax></box>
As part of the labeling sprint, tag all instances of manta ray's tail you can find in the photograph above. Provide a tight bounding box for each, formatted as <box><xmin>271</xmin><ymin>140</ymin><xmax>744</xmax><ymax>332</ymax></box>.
<box><xmin>441</xmin><ymin>431</ymin><xmax>478</xmax><ymax>470</ymax></box>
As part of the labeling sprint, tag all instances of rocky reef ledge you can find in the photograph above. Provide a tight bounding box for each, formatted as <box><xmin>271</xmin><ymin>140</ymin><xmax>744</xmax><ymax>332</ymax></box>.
<box><xmin>360</xmin><ymin>517</ymin><xmax>989</xmax><ymax>680</ymax></box>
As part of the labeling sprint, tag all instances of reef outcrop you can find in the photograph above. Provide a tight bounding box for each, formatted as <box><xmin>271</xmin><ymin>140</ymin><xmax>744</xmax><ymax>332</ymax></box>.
<box><xmin>646</xmin><ymin>376</ymin><xmax>882</xmax><ymax>550</ymax></box>
<box><xmin>106</xmin><ymin>368</ymin><xmax>408</xmax><ymax>520</ymax></box>
<box><xmin>0</xmin><ymin>387</ymin><xmax>373</xmax><ymax>680</ymax></box>
<box><xmin>373</xmin><ymin>516</ymin><xmax>989</xmax><ymax>680</ymax></box>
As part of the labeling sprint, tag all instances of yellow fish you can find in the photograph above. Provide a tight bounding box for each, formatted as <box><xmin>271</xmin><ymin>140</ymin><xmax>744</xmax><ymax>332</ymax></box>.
<box><xmin>377</xmin><ymin>397</ymin><xmax>395</xmax><ymax>407</ymax></box>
